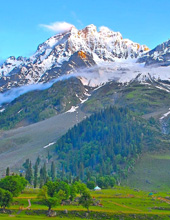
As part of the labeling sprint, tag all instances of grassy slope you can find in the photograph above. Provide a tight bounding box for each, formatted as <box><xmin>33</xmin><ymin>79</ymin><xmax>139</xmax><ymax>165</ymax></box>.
<box><xmin>124</xmin><ymin>150</ymin><xmax>170</xmax><ymax>192</ymax></box>
<box><xmin>83</xmin><ymin>82</ymin><xmax>170</xmax><ymax>118</ymax></box>
<box><xmin>2</xmin><ymin>187</ymin><xmax>170</xmax><ymax>219</ymax></box>
<box><xmin>0</xmin><ymin>77</ymin><xmax>86</xmax><ymax>130</ymax></box>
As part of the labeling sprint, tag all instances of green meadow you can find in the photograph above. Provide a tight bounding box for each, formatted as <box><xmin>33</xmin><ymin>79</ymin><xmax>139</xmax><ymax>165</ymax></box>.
<box><xmin>1</xmin><ymin>186</ymin><xmax>170</xmax><ymax>219</ymax></box>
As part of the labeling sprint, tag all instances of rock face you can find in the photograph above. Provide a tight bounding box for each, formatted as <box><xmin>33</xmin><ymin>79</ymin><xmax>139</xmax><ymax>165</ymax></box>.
<box><xmin>138</xmin><ymin>39</ymin><xmax>170</xmax><ymax>66</ymax></box>
<box><xmin>39</xmin><ymin>51</ymin><xmax>96</xmax><ymax>83</ymax></box>
<box><xmin>0</xmin><ymin>24</ymin><xmax>149</xmax><ymax>92</ymax></box>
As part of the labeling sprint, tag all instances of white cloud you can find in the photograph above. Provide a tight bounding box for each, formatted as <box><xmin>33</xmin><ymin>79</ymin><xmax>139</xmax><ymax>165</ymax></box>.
<box><xmin>40</xmin><ymin>21</ymin><xmax>74</xmax><ymax>33</ymax></box>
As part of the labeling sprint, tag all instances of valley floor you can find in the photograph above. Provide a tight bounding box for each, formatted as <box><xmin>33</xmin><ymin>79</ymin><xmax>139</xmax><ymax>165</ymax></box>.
<box><xmin>2</xmin><ymin>187</ymin><xmax>170</xmax><ymax>219</ymax></box>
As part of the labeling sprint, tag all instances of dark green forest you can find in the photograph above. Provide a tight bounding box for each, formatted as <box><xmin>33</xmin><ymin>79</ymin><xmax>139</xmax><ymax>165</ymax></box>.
<box><xmin>54</xmin><ymin>107</ymin><xmax>158</xmax><ymax>181</ymax></box>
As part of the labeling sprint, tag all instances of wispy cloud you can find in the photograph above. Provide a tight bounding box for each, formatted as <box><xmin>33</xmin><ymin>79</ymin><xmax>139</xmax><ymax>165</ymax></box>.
<box><xmin>0</xmin><ymin>68</ymin><xmax>99</xmax><ymax>106</ymax></box>
<box><xmin>0</xmin><ymin>75</ymin><xmax>75</xmax><ymax>105</ymax></box>
<box><xmin>71</xmin><ymin>11</ymin><xmax>84</xmax><ymax>28</ymax></box>
<box><xmin>40</xmin><ymin>21</ymin><xmax>74</xmax><ymax>33</ymax></box>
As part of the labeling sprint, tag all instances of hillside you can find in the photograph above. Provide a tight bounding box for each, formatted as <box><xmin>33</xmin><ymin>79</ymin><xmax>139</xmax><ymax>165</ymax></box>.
<box><xmin>1</xmin><ymin>78</ymin><xmax>170</xmax><ymax>132</ymax></box>
<box><xmin>82</xmin><ymin>81</ymin><xmax>170</xmax><ymax>123</ymax></box>
<box><xmin>0</xmin><ymin>77</ymin><xmax>89</xmax><ymax>129</ymax></box>
<box><xmin>53</xmin><ymin>106</ymin><xmax>162</xmax><ymax>182</ymax></box>
<box><xmin>0</xmin><ymin>108</ymin><xmax>87</xmax><ymax>175</ymax></box>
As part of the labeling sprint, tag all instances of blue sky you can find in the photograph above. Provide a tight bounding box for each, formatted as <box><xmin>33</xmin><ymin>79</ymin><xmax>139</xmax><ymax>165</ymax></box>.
<box><xmin>0</xmin><ymin>0</ymin><xmax>170</xmax><ymax>61</ymax></box>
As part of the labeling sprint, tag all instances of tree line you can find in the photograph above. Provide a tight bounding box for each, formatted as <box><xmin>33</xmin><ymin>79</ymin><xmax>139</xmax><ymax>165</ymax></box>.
<box><xmin>18</xmin><ymin>155</ymin><xmax>116</xmax><ymax>190</ymax></box>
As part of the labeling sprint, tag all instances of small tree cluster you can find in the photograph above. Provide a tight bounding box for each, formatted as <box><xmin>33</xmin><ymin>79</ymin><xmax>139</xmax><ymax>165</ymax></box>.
<box><xmin>0</xmin><ymin>175</ymin><xmax>27</xmax><ymax>197</ymax></box>
<box><xmin>79</xmin><ymin>190</ymin><xmax>93</xmax><ymax>212</ymax></box>
<box><xmin>0</xmin><ymin>175</ymin><xmax>27</xmax><ymax>210</ymax></box>
<box><xmin>37</xmin><ymin>180</ymin><xmax>91</xmax><ymax>212</ymax></box>
<box><xmin>0</xmin><ymin>188</ymin><xmax>13</xmax><ymax>211</ymax></box>
<box><xmin>97</xmin><ymin>176</ymin><xmax>115</xmax><ymax>189</ymax></box>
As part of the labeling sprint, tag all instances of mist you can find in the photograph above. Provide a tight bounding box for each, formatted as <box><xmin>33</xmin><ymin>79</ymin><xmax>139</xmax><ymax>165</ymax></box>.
<box><xmin>0</xmin><ymin>64</ymin><xmax>113</xmax><ymax>106</ymax></box>
<box><xmin>0</xmin><ymin>61</ymin><xmax>170</xmax><ymax>106</ymax></box>
<box><xmin>0</xmin><ymin>74</ymin><xmax>77</xmax><ymax>106</ymax></box>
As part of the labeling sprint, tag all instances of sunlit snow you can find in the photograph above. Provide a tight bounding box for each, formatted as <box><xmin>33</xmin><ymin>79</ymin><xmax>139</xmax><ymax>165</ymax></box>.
<box><xmin>160</xmin><ymin>108</ymin><xmax>170</xmax><ymax>120</ymax></box>
<box><xmin>43</xmin><ymin>142</ymin><xmax>56</xmax><ymax>149</ymax></box>
<box><xmin>66</xmin><ymin>106</ymin><xmax>79</xmax><ymax>113</ymax></box>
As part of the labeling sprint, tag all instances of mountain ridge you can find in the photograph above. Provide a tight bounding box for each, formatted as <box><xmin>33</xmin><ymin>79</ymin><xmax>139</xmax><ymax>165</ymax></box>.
<box><xmin>0</xmin><ymin>24</ymin><xmax>149</xmax><ymax>92</ymax></box>
<box><xmin>138</xmin><ymin>39</ymin><xmax>170</xmax><ymax>66</ymax></box>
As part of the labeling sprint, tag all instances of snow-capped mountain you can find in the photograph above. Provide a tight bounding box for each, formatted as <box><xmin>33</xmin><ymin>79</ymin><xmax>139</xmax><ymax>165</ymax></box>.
<box><xmin>0</xmin><ymin>56</ymin><xmax>26</xmax><ymax>77</ymax></box>
<box><xmin>1</xmin><ymin>25</ymin><xmax>170</xmax><ymax>132</ymax></box>
<box><xmin>138</xmin><ymin>39</ymin><xmax>170</xmax><ymax>66</ymax></box>
<box><xmin>0</xmin><ymin>24</ymin><xmax>149</xmax><ymax>92</ymax></box>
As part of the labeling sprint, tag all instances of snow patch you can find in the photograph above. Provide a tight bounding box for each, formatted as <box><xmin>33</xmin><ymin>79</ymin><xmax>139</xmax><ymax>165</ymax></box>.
<box><xmin>43</xmin><ymin>142</ymin><xmax>56</xmax><ymax>149</ymax></box>
<box><xmin>160</xmin><ymin>108</ymin><xmax>170</xmax><ymax>120</ymax></box>
<box><xmin>0</xmin><ymin>108</ymin><xmax>5</xmax><ymax>113</ymax></box>
<box><xmin>80</xmin><ymin>98</ymin><xmax>88</xmax><ymax>103</ymax></box>
<box><xmin>67</xmin><ymin>106</ymin><xmax>79</xmax><ymax>113</ymax></box>
<box><xmin>84</xmin><ymin>91</ymin><xmax>91</xmax><ymax>96</ymax></box>
<box><xmin>155</xmin><ymin>86</ymin><xmax>170</xmax><ymax>93</ymax></box>
<box><xmin>17</xmin><ymin>109</ymin><xmax>23</xmax><ymax>114</ymax></box>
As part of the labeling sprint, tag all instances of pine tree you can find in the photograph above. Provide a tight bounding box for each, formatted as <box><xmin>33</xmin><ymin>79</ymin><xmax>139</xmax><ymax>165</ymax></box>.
<box><xmin>25</xmin><ymin>161</ymin><xmax>33</xmax><ymax>184</ymax></box>
<box><xmin>80</xmin><ymin>163</ymin><xmax>84</xmax><ymax>180</ymax></box>
<box><xmin>48</xmin><ymin>151</ymin><xmax>52</xmax><ymax>161</ymax></box>
<box><xmin>6</xmin><ymin>167</ymin><xmax>10</xmax><ymax>176</ymax></box>
<box><xmin>51</xmin><ymin>161</ymin><xmax>55</xmax><ymax>181</ymax></box>
<box><xmin>61</xmin><ymin>164</ymin><xmax>65</xmax><ymax>180</ymax></box>
<box><xmin>39</xmin><ymin>167</ymin><xmax>43</xmax><ymax>188</ymax></box>
<box><xmin>34</xmin><ymin>161</ymin><xmax>38</xmax><ymax>188</ymax></box>
<box><xmin>86</xmin><ymin>170</ymin><xmax>91</xmax><ymax>181</ymax></box>
<box><xmin>23</xmin><ymin>159</ymin><xmax>30</xmax><ymax>169</ymax></box>
<box><xmin>68</xmin><ymin>172</ymin><xmax>72</xmax><ymax>184</ymax></box>
<box><xmin>36</xmin><ymin>156</ymin><xmax>41</xmax><ymax>166</ymax></box>
<box><xmin>42</xmin><ymin>163</ymin><xmax>47</xmax><ymax>184</ymax></box>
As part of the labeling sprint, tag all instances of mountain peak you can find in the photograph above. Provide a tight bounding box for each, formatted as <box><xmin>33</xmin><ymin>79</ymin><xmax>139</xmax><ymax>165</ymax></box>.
<box><xmin>82</xmin><ymin>24</ymin><xmax>97</xmax><ymax>33</ymax></box>
<box><xmin>138</xmin><ymin>39</ymin><xmax>170</xmax><ymax>66</ymax></box>
<box><xmin>0</xmin><ymin>24</ymin><xmax>150</xmax><ymax>91</ymax></box>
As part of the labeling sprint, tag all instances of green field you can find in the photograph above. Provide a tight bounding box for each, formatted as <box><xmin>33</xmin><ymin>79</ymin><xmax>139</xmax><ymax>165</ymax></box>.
<box><xmin>1</xmin><ymin>187</ymin><xmax>170</xmax><ymax>219</ymax></box>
